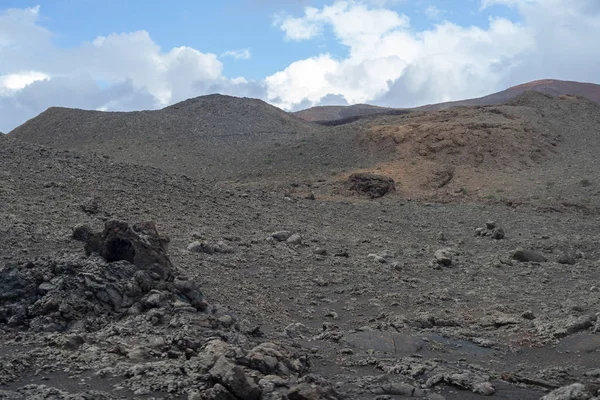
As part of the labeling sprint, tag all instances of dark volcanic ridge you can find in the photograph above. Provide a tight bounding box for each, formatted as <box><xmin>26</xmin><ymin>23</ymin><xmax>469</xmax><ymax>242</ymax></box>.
<box><xmin>294</xmin><ymin>79</ymin><xmax>600</xmax><ymax>123</ymax></box>
<box><xmin>9</xmin><ymin>94</ymin><xmax>375</xmax><ymax>182</ymax></box>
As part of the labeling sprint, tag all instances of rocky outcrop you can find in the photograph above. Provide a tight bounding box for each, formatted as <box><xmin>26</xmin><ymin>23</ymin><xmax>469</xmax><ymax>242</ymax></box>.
<box><xmin>347</xmin><ymin>173</ymin><xmax>396</xmax><ymax>198</ymax></box>
<box><xmin>0</xmin><ymin>220</ymin><xmax>206</xmax><ymax>332</ymax></box>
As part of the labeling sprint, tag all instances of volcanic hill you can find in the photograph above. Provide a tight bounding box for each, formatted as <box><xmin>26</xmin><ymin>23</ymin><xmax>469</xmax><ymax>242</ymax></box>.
<box><xmin>294</xmin><ymin>79</ymin><xmax>600</xmax><ymax>123</ymax></box>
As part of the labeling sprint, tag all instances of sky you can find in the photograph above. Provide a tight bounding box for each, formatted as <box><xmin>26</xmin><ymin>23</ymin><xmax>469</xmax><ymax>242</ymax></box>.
<box><xmin>1</xmin><ymin>0</ymin><xmax>600</xmax><ymax>132</ymax></box>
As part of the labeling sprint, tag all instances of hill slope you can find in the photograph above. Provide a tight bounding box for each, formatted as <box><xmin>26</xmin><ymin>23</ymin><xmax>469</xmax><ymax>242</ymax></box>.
<box><xmin>332</xmin><ymin>91</ymin><xmax>600</xmax><ymax>206</ymax></box>
<box><xmin>294</xmin><ymin>79</ymin><xmax>600</xmax><ymax>122</ymax></box>
<box><xmin>9</xmin><ymin>90</ymin><xmax>600</xmax><ymax>208</ymax></box>
<box><xmin>9</xmin><ymin>94</ymin><xmax>379</xmax><ymax>182</ymax></box>
<box><xmin>293</xmin><ymin>104</ymin><xmax>401</xmax><ymax>122</ymax></box>
<box><xmin>416</xmin><ymin>79</ymin><xmax>600</xmax><ymax>111</ymax></box>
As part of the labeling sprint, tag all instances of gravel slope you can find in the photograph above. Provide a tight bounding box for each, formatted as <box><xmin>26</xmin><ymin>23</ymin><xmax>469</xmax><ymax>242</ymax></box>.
<box><xmin>1</xmin><ymin>136</ymin><xmax>600</xmax><ymax>399</ymax></box>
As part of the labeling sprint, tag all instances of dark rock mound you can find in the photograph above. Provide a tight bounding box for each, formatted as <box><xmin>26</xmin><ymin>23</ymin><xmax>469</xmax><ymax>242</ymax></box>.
<box><xmin>512</xmin><ymin>248</ymin><xmax>547</xmax><ymax>263</ymax></box>
<box><xmin>83</xmin><ymin>220</ymin><xmax>174</xmax><ymax>280</ymax></box>
<box><xmin>347</xmin><ymin>173</ymin><xmax>396</xmax><ymax>198</ymax></box>
<box><xmin>0</xmin><ymin>220</ymin><xmax>206</xmax><ymax>332</ymax></box>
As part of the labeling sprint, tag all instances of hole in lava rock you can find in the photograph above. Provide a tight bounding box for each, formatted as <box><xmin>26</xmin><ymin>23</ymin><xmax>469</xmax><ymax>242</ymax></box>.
<box><xmin>105</xmin><ymin>238</ymin><xmax>135</xmax><ymax>263</ymax></box>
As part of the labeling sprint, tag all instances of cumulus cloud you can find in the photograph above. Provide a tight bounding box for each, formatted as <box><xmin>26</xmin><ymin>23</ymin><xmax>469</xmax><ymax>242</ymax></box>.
<box><xmin>266</xmin><ymin>0</ymin><xmax>600</xmax><ymax>110</ymax></box>
<box><xmin>0</xmin><ymin>6</ymin><xmax>256</xmax><ymax>132</ymax></box>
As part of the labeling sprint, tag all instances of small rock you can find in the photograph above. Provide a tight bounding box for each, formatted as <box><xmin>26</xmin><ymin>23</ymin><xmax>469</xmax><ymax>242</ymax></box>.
<box><xmin>522</xmin><ymin>310</ymin><xmax>536</xmax><ymax>320</ymax></box>
<box><xmin>485</xmin><ymin>221</ymin><xmax>496</xmax><ymax>229</ymax></box>
<box><xmin>558</xmin><ymin>253</ymin><xmax>576</xmax><ymax>265</ymax></box>
<box><xmin>490</xmin><ymin>227</ymin><xmax>505</xmax><ymax>240</ymax></box>
<box><xmin>287</xmin><ymin>382</ymin><xmax>338</xmax><ymax>400</ymax></box>
<box><xmin>375</xmin><ymin>382</ymin><xmax>421</xmax><ymax>396</ymax></box>
<box><xmin>80</xmin><ymin>197</ymin><xmax>100</xmax><ymax>214</ymax></box>
<box><xmin>218</xmin><ymin>315</ymin><xmax>234</xmax><ymax>328</ymax></box>
<box><xmin>584</xmin><ymin>368</ymin><xmax>600</xmax><ymax>377</ymax></box>
<box><xmin>187</xmin><ymin>241</ymin><xmax>215</xmax><ymax>254</ymax></box>
<box><xmin>271</xmin><ymin>231</ymin><xmax>292</xmax><ymax>241</ymax></box>
<box><xmin>72</xmin><ymin>223</ymin><xmax>94</xmax><ymax>242</ymax></box>
<box><xmin>214</xmin><ymin>241</ymin><xmax>234</xmax><ymax>254</ymax></box>
<box><xmin>284</xmin><ymin>322</ymin><xmax>312</xmax><ymax>339</ymax></box>
<box><xmin>367</xmin><ymin>254</ymin><xmax>388</xmax><ymax>264</ymax></box>
<box><xmin>347</xmin><ymin>172</ymin><xmax>395</xmax><ymax>198</ymax></box>
<box><xmin>287</xmin><ymin>233</ymin><xmax>302</xmax><ymax>245</ymax></box>
<box><xmin>434</xmin><ymin>249</ymin><xmax>453</xmax><ymax>266</ymax></box>
<box><xmin>472</xmin><ymin>382</ymin><xmax>495</xmax><ymax>396</ymax></box>
<box><xmin>541</xmin><ymin>383</ymin><xmax>592</xmax><ymax>400</ymax></box>
<box><xmin>334</xmin><ymin>251</ymin><xmax>349</xmax><ymax>257</ymax></box>
<box><xmin>313</xmin><ymin>248</ymin><xmax>328</xmax><ymax>256</ymax></box>
<box><xmin>209</xmin><ymin>356</ymin><xmax>261</xmax><ymax>400</ymax></box>
<box><xmin>512</xmin><ymin>248</ymin><xmax>547</xmax><ymax>263</ymax></box>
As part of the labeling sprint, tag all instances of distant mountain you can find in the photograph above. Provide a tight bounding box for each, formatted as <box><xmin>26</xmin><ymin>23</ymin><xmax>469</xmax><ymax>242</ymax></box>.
<box><xmin>415</xmin><ymin>79</ymin><xmax>600</xmax><ymax>111</ymax></box>
<box><xmin>8</xmin><ymin>94</ymin><xmax>373</xmax><ymax>181</ymax></box>
<box><xmin>293</xmin><ymin>104</ymin><xmax>400</xmax><ymax>122</ymax></box>
<box><xmin>294</xmin><ymin>79</ymin><xmax>600</xmax><ymax>122</ymax></box>
<box><xmin>11</xmin><ymin>94</ymin><xmax>313</xmax><ymax>146</ymax></box>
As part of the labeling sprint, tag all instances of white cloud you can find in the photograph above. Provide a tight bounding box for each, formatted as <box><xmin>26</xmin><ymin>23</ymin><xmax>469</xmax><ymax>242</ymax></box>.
<box><xmin>266</xmin><ymin>1</ymin><xmax>531</xmax><ymax>109</ymax></box>
<box><xmin>266</xmin><ymin>0</ymin><xmax>600</xmax><ymax>110</ymax></box>
<box><xmin>0</xmin><ymin>6</ymin><xmax>255</xmax><ymax>132</ymax></box>
<box><xmin>221</xmin><ymin>49</ymin><xmax>252</xmax><ymax>60</ymax></box>
<box><xmin>0</xmin><ymin>71</ymin><xmax>49</xmax><ymax>93</ymax></box>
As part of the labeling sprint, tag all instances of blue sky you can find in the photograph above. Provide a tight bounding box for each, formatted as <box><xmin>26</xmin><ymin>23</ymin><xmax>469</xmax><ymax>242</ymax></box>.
<box><xmin>1</xmin><ymin>0</ymin><xmax>599</xmax><ymax>132</ymax></box>
<box><xmin>0</xmin><ymin>0</ymin><xmax>520</xmax><ymax>79</ymax></box>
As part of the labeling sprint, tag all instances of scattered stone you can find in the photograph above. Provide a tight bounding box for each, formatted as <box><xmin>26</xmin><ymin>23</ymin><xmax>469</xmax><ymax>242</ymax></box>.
<box><xmin>490</xmin><ymin>227</ymin><xmax>505</xmax><ymax>239</ymax></box>
<box><xmin>584</xmin><ymin>369</ymin><xmax>600</xmax><ymax>378</ymax></box>
<box><xmin>80</xmin><ymin>197</ymin><xmax>100</xmax><ymax>214</ymax></box>
<box><xmin>284</xmin><ymin>322</ymin><xmax>313</xmax><ymax>339</ymax></box>
<box><xmin>521</xmin><ymin>310</ymin><xmax>536</xmax><ymax>320</ymax></box>
<box><xmin>558</xmin><ymin>253</ymin><xmax>577</xmax><ymax>265</ymax></box>
<box><xmin>187</xmin><ymin>241</ymin><xmax>215</xmax><ymax>254</ymax></box>
<box><xmin>372</xmin><ymin>382</ymin><xmax>422</xmax><ymax>396</ymax></box>
<box><xmin>347</xmin><ymin>173</ymin><xmax>395</xmax><ymax>198</ymax></box>
<box><xmin>512</xmin><ymin>248</ymin><xmax>547</xmax><ymax>263</ymax></box>
<box><xmin>271</xmin><ymin>231</ymin><xmax>292</xmax><ymax>241</ymax></box>
<box><xmin>485</xmin><ymin>221</ymin><xmax>496</xmax><ymax>229</ymax></box>
<box><xmin>72</xmin><ymin>223</ymin><xmax>93</xmax><ymax>242</ymax></box>
<box><xmin>313</xmin><ymin>248</ymin><xmax>328</xmax><ymax>256</ymax></box>
<box><xmin>472</xmin><ymin>382</ymin><xmax>496</xmax><ymax>396</ymax></box>
<box><xmin>213</xmin><ymin>241</ymin><xmax>235</xmax><ymax>254</ymax></box>
<box><xmin>287</xmin><ymin>233</ymin><xmax>303</xmax><ymax>245</ymax></box>
<box><xmin>368</xmin><ymin>253</ymin><xmax>388</xmax><ymax>264</ymax></box>
<box><xmin>535</xmin><ymin>315</ymin><xmax>596</xmax><ymax>338</ymax></box>
<box><xmin>475</xmin><ymin>221</ymin><xmax>505</xmax><ymax>239</ymax></box>
<box><xmin>209</xmin><ymin>356</ymin><xmax>261</xmax><ymax>400</ymax></box>
<box><xmin>541</xmin><ymin>383</ymin><xmax>593</xmax><ymax>400</ymax></box>
<box><xmin>434</xmin><ymin>249</ymin><xmax>453</xmax><ymax>266</ymax></box>
<box><xmin>287</xmin><ymin>382</ymin><xmax>340</xmax><ymax>400</ymax></box>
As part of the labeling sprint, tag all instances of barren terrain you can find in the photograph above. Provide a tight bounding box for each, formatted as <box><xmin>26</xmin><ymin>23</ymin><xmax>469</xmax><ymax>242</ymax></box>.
<box><xmin>1</xmin><ymin>87</ymin><xmax>600</xmax><ymax>399</ymax></box>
